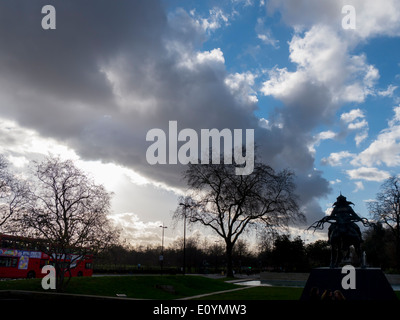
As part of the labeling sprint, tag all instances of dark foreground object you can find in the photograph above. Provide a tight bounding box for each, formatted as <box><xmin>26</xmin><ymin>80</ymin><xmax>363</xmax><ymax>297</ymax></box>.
<box><xmin>301</xmin><ymin>267</ymin><xmax>397</xmax><ymax>300</ymax></box>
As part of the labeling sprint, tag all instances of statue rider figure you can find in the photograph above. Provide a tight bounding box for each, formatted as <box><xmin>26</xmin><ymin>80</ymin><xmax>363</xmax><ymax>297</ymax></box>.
<box><xmin>327</xmin><ymin>194</ymin><xmax>363</xmax><ymax>244</ymax></box>
<box><xmin>308</xmin><ymin>194</ymin><xmax>370</xmax><ymax>267</ymax></box>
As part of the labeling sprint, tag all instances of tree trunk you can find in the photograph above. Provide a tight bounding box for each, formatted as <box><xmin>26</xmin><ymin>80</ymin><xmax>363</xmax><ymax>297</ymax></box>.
<box><xmin>225</xmin><ymin>241</ymin><xmax>234</xmax><ymax>277</ymax></box>
<box><xmin>56</xmin><ymin>270</ymin><xmax>64</xmax><ymax>292</ymax></box>
<box><xmin>396</xmin><ymin>229</ymin><xmax>400</xmax><ymax>269</ymax></box>
<box><xmin>55</xmin><ymin>263</ymin><xmax>67</xmax><ymax>292</ymax></box>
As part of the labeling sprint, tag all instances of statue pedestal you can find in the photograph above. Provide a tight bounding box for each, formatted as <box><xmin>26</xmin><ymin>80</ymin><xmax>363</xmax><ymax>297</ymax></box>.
<box><xmin>300</xmin><ymin>267</ymin><xmax>397</xmax><ymax>300</ymax></box>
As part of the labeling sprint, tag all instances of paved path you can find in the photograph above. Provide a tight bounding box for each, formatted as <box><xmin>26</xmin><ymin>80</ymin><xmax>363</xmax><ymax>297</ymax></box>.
<box><xmin>176</xmin><ymin>285</ymin><xmax>253</xmax><ymax>300</ymax></box>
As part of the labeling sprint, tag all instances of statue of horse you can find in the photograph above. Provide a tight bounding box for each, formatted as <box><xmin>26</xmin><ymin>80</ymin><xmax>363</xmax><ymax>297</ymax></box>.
<box><xmin>328</xmin><ymin>220</ymin><xmax>363</xmax><ymax>268</ymax></box>
<box><xmin>308</xmin><ymin>194</ymin><xmax>370</xmax><ymax>268</ymax></box>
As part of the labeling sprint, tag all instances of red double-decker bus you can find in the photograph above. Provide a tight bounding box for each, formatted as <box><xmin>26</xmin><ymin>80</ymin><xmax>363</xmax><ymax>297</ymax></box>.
<box><xmin>0</xmin><ymin>234</ymin><xmax>93</xmax><ymax>279</ymax></box>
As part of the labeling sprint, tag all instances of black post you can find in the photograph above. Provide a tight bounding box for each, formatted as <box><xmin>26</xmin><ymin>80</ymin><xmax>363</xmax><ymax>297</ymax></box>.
<box><xmin>159</xmin><ymin>223</ymin><xmax>167</xmax><ymax>274</ymax></box>
<box><xmin>179</xmin><ymin>202</ymin><xmax>191</xmax><ymax>275</ymax></box>
<box><xmin>183</xmin><ymin>213</ymin><xmax>186</xmax><ymax>275</ymax></box>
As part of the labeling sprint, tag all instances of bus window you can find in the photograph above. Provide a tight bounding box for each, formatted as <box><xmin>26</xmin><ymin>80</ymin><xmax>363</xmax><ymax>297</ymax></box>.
<box><xmin>0</xmin><ymin>257</ymin><xmax>18</xmax><ymax>268</ymax></box>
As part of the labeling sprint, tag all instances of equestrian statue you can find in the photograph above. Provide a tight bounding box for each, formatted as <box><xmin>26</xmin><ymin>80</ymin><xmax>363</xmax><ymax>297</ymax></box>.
<box><xmin>308</xmin><ymin>194</ymin><xmax>370</xmax><ymax>268</ymax></box>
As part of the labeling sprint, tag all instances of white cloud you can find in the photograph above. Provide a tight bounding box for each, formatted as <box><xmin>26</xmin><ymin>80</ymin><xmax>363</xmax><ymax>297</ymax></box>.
<box><xmin>346</xmin><ymin>167</ymin><xmax>390</xmax><ymax>182</ymax></box>
<box><xmin>6</xmin><ymin>155</ymin><xmax>29</xmax><ymax>168</ymax></box>
<box><xmin>76</xmin><ymin>160</ymin><xmax>151</xmax><ymax>190</ymax></box>
<box><xmin>363</xmin><ymin>199</ymin><xmax>377</xmax><ymax>203</ymax></box>
<box><xmin>389</xmin><ymin>105</ymin><xmax>400</xmax><ymax>126</ymax></box>
<box><xmin>339</xmin><ymin>108</ymin><xmax>369</xmax><ymax>145</ymax></box>
<box><xmin>109</xmin><ymin>212</ymin><xmax>164</xmax><ymax>246</ymax></box>
<box><xmin>350</xmin><ymin>0</ymin><xmax>400</xmax><ymax>39</ymax></box>
<box><xmin>316</xmin><ymin>130</ymin><xmax>336</xmax><ymax>141</ymax></box>
<box><xmin>261</xmin><ymin>25</ymin><xmax>378</xmax><ymax>108</ymax></box>
<box><xmin>348</xmin><ymin>119</ymin><xmax>368</xmax><ymax>130</ymax></box>
<box><xmin>225</xmin><ymin>71</ymin><xmax>258</xmax><ymax>104</ymax></box>
<box><xmin>258</xmin><ymin>117</ymin><xmax>270</xmax><ymax>129</ymax></box>
<box><xmin>173</xmin><ymin>47</ymin><xmax>226</xmax><ymax>74</ymax></box>
<box><xmin>325</xmin><ymin>207</ymin><xmax>333</xmax><ymax>216</ymax></box>
<box><xmin>260</xmin><ymin>66</ymin><xmax>303</xmax><ymax>99</ymax></box>
<box><xmin>191</xmin><ymin>7</ymin><xmax>231</xmax><ymax>33</ymax></box>
<box><xmin>351</xmin><ymin>106</ymin><xmax>400</xmax><ymax>167</ymax></box>
<box><xmin>256</xmin><ymin>18</ymin><xmax>279</xmax><ymax>48</ymax></box>
<box><xmin>351</xmin><ymin>130</ymin><xmax>400</xmax><ymax>167</ymax></box>
<box><xmin>378</xmin><ymin>84</ymin><xmax>398</xmax><ymax>97</ymax></box>
<box><xmin>196</xmin><ymin>48</ymin><xmax>225</xmax><ymax>65</ymax></box>
<box><xmin>355</xmin><ymin>130</ymin><xmax>368</xmax><ymax>146</ymax></box>
<box><xmin>260</xmin><ymin>0</ymin><xmax>399</xmax><ymax>161</ymax></box>
<box><xmin>257</xmin><ymin>33</ymin><xmax>278</xmax><ymax>47</ymax></box>
<box><xmin>0</xmin><ymin>117</ymin><xmax>158</xmax><ymax>192</ymax></box>
<box><xmin>340</xmin><ymin>108</ymin><xmax>365</xmax><ymax>123</ymax></box>
<box><xmin>353</xmin><ymin>181</ymin><xmax>364</xmax><ymax>192</ymax></box>
<box><xmin>330</xmin><ymin>178</ymin><xmax>341</xmax><ymax>185</ymax></box>
<box><xmin>266</xmin><ymin>0</ymin><xmax>340</xmax><ymax>31</ymax></box>
<box><xmin>321</xmin><ymin>151</ymin><xmax>354</xmax><ymax>166</ymax></box>
<box><xmin>259</xmin><ymin>0</ymin><xmax>400</xmax><ymax>179</ymax></box>
<box><xmin>266</xmin><ymin>0</ymin><xmax>400</xmax><ymax>40</ymax></box>
<box><xmin>308</xmin><ymin>130</ymin><xmax>336</xmax><ymax>154</ymax></box>
<box><xmin>0</xmin><ymin>117</ymin><xmax>79</xmax><ymax>161</ymax></box>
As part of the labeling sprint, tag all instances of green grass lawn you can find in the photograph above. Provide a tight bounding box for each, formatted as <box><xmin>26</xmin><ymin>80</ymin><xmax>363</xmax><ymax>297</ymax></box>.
<box><xmin>0</xmin><ymin>276</ymin><xmax>397</xmax><ymax>300</ymax></box>
<box><xmin>0</xmin><ymin>275</ymin><xmax>239</xmax><ymax>300</ymax></box>
<box><xmin>67</xmin><ymin>275</ymin><xmax>239</xmax><ymax>299</ymax></box>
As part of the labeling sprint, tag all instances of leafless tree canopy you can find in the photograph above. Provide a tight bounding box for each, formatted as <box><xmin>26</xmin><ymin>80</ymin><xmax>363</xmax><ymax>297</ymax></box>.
<box><xmin>18</xmin><ymin>156</ymin><xmax>119</xmax><ymax>290</ymax></box>
<box><xmin>369</xmin><ymin>176</ymin><xmax>400</xmax><ymax>232</ymax></box>
<box><xmin>368</xmin><ymin>175</ymin><xmax>400</xmax><ymax>266</ymax></box>
<box><xmin>0</xmin><ymin>156</ymin><xmax>30</xmax><ymax>231</ymax></box>
<box><xmin>174</xmin><ymin>160</ymin><xmax>304</xmax><ymax>276</ymax></box>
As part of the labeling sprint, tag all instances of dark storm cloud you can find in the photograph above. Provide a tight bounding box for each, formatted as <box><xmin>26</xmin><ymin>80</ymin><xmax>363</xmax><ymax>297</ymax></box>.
<box><xmin>0</xmin><ymin>0</ymin><xmax>166</xmax><ymax>132</ymax></box>
<box><xmin>0</xmin><ymin>0</ymin><xmax>330</xmax><ymax>221</ymax></box>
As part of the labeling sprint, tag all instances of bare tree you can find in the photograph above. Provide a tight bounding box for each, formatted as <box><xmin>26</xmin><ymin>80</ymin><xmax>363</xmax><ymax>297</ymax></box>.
<box><xmin>368</xmin><ymin>175</ymin><xmax>400</xmax><ymax>267</ymax></box>
<box><xmin>20</xmin><ymin>156</ymin><xmax>119</xmax><ymax>291</ymax></box>
<box><xmin>0</xmin><ymin>156</ymin><xmax>30</xmax><ymax>231</ymax></box>
<box><xmin>174</xmin><ymin>161</ymin><xmax>304</xmax><ymax>277</ymax></box>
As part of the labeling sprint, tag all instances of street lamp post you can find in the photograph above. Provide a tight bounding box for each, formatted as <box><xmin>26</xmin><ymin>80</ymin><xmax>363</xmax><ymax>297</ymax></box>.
<box><xmin>179</xmin><ymin>202</ymin><xmax>191</xmax><ymax>275</ymax></box>
<box><xmin>159</xmin><ymin>223</ymin><xmax>167</xmax><ymax>274</ymax></box>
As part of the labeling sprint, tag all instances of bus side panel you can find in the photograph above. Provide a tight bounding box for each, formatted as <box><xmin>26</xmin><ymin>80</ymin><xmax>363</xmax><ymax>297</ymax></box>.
<box><xmin>68</xmin><ymin>259</ymin><xmax>93</xmax><ymax>277</ymax></box>
<box><xmin>0</xmin><ymin>257</ymin><xmax>44</xmax><ymax>279</ymax></box>
<box><xmin>0</xmin><ymin>266</ymin><xmax>27</xmax><ymax>278</ymax></box>
<box><xmin>0</xmin><ymin>257</ymin><xmax>93</xmax><ymax>279</ymax></box>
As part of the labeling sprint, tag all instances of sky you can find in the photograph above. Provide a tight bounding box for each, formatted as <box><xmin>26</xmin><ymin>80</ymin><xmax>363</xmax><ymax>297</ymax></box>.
<box><xmin>0</xmin><ymin>0</ymin><xmax>400</xmax><ymax>246</ymax></box>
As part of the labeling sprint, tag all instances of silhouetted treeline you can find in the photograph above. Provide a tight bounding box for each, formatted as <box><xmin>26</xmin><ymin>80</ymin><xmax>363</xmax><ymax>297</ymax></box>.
<box><xmin>95</xmin><ymin>225</ymin><xmax>400</xmax><ymax>274</ymax></box>
<box><xmin>363</xmin><ymin>223</ymin><xmax>399</xmax><ymax>271</ymax></box>
<box><xmin>95</xmin><ymin>237</ymin><xmax>258</xmax><ymax>274</ymax></box>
